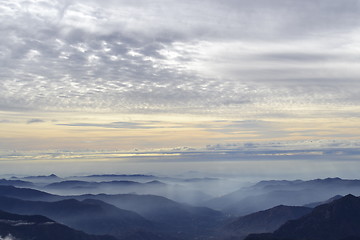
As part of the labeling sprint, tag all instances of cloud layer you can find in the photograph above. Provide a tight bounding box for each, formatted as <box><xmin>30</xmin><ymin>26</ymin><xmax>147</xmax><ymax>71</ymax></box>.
<box><xmin>1</xmin><ymin>0</ymin><xmax>360</xmax><ymax>116</ymax></box>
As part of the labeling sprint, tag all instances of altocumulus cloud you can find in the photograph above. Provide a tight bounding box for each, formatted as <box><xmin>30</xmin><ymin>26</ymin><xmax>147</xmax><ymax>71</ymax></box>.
<box><xmin>0</xmin><ymin>0</ymin><xmax>360</xmax><ymax>117</ymax></box>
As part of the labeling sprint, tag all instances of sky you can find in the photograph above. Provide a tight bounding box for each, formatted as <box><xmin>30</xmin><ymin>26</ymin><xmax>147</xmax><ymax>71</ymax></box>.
<box><xmin>1</xmin><ymin>0</ymin><xmax>360</xmax><ymax>177</ymax></box>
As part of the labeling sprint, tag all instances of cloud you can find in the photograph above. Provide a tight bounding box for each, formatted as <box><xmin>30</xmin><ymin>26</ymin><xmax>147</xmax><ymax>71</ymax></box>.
<box><xmin>200</xmin><ymin>139</ymin><xmax>360</xmax><ymax>161</ymax></box>
<box><xmin>57</xmin><ymin>121</ymin><xmax>159</xmax><ymax>129</ymax></box>
<box><xmin>27</xmin><ymin>119</ymin><xmax>45</xmax><ymax>124</ymax></box>
<box><xmin>0</xmin><ymin>234</ymin><xmax>18</xmax><ymax>240</ymax></box>
<box><xmin>0</xmin><ymin>120</ymin><xmax>12</xmax><ymax>123</ymax></box>
<box><xmin>0</xmin><ymin>0</ymin><xmax>359</xmax><ymax>118</ymax></box>
<box><xmin>2</xmin><ymin>139</ymin><xmax>360</xmax><ymax>163</ymax></box>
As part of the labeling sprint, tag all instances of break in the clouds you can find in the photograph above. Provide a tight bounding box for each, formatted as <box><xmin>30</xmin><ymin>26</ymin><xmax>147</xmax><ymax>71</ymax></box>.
<box><xmin>1</xmin><ymin>0</ymin><xmax>360</xmax><ymax>116</ymax></box>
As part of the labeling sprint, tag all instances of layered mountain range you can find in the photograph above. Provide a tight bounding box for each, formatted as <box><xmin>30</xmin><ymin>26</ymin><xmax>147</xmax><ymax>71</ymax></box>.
<box><xmin>1</xmin><ymin>175</ymin><xmax>360</xmax><ymax>240</ymax></box>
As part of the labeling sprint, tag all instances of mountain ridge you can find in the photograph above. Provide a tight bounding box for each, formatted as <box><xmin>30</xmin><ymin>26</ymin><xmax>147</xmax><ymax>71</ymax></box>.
<box><xmin>0</xmin><ymin>209</ymin><xmax>117</xmax><ymax>240</ymax></box>
<box><xmin>245</xmin><ymin>194</ymin><xmax>360</xmax><ymax>240</ymax></box>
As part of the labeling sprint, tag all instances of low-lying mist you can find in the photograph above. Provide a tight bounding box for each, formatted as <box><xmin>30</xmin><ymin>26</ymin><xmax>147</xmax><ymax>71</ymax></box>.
<box><xmin>2</xmin><ymin>172</ymin><xmax>360</xmax><ymax>240</ymax></box>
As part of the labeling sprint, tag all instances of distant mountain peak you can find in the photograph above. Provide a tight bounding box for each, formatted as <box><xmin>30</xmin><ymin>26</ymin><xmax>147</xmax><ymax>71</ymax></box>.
<box><xmin>145</xmin><ymin>180</ymin><xmax>166</xmax><ymax>185</ymax></box>
<box><xmin>342</xmin><ymin>193</ymin><xmax>357</xmax><ymax>199</ymax></box>
<box><xmin>23</xmin><ymin>174</ymin><xmax>60</xmax><ymax>180</ymax></box>
<box><xmin>84</xmin><ymin>174</ymin><xmax>155</xmax><ymax>178</ymax></box>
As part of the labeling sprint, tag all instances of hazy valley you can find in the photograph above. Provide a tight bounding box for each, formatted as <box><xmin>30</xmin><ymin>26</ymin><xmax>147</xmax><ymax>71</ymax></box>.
<box><xmin>1</xmin><ymin>174</ymin><xmax>360</xmax><ymax>240</ymax></box>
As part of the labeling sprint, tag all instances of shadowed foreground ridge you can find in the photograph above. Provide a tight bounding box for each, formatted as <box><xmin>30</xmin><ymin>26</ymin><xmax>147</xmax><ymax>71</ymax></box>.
<box><xmin>223</xmin><ymin>205</ymin><xmax>312</xmax><ymax>239</ymax></box>
<box><xmin>0</xmin><ymin>210</ymin><xmax>116</xmax><ymax>240</ymax></box>
<box><xmin>0</xmin><ymin>195</ymin><xmax>154</xmax><ymax>238</ymax></box>
<box><xmin>245</xmin><ymin>194</ymin><xmax>360</xmax><ymax>240</ymax></box>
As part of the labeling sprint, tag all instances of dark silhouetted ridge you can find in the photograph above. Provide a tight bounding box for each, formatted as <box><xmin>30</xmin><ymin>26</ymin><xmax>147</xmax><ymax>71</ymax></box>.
<box><xmin>304</xmin><ymin>194</ymin><xmax>343</xmax><ymax>208</ymax></box>
<box><xmin>0</xmin><ymin>185</ymin><xmax>58</xmax><ymax>201</ymax></box>
<box><xmin>245</xmin><ymin>194</ymin><xmax>360</xmax><ymax>240</ymax></box>
<box><xmin>0</xmin><ymin>209</ymin><xmax>116</xmax><ymax>240</ymax></box>
<box><xmin>224</xmin><ymin>205</ymin><xmax>312</xmax><ymax>239</ymax></box>
<box><xmin>0</xmin><ymin>195</ymin><xmax>153</xmax><ymax>237</ymax></box>
<box><xmin>0</xmin><ymin>179</ymin><xmax>34</xmax><ymax>187</ymax></box>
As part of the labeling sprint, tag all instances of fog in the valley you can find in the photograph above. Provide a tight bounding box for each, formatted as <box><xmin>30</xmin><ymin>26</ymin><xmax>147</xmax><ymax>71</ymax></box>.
<box><xmin>2</xmin><ymin>165</ymin><xmax>360</xmax><ymax>239</ymax></box>
<box><xmin>1</xmin><ymin>148</ymin><xmax>360</xmax><ymax>239</ymax></box>
<box><xmin>2</xmin><ymin>165</ymin><xmax>360</xmax><ymax>209</ymax></box>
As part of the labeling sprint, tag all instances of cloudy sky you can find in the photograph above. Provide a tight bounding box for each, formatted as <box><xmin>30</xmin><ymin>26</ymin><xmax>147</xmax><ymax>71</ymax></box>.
<box><xmin>1</xmin><ymin>0</ymin><xmax>360</xmax><ymax>175</ymax></box>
